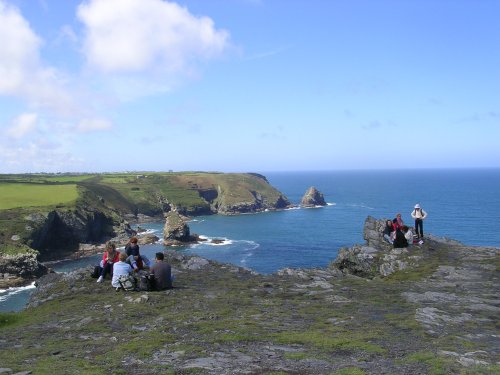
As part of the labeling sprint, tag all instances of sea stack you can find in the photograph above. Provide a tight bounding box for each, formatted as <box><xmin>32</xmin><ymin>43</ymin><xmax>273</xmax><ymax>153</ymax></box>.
<box><xmin>300</xmin><ymin>186</ymin><xmax>327</xmax><ymax>207</ymax></box>
<box><xmin>163</xmin><ymin>211</ymin><xmax>196</xmax><ymax>245</ymax></box>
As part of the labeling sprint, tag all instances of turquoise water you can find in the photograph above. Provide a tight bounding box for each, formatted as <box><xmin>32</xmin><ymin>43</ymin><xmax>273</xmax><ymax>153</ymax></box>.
<box><xmin>2</xmin><ymin>169</ymin><xmax>499</xmax><ymax>311</ymax></box>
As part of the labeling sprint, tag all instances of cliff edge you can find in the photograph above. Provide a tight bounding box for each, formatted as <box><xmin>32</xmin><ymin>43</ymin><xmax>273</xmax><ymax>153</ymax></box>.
<box><xmin>1</xmin><ymin>217</ymin><xmax>498</xmax><ymax>374</ymax></box>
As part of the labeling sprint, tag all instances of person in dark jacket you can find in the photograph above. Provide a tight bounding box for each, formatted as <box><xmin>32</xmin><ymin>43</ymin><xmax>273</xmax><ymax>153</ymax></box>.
<box><xmin>393</xmin><ymin>228</ymin><xmax>409</xmax><ymax>248</ymax></box>
<box><xmin>125</xmin><ymin>237</ymin><xmax>145</xmax><ymax>271</ymax></box>
<box><xmin>150</xmin><ymin>252</ymin><xmax>172</xmax><ymax>290</ymax></box>
<box><xmin>383</xmin><ymin>219</ymin><xmax>395</xmax><ymax>244</ymax></box>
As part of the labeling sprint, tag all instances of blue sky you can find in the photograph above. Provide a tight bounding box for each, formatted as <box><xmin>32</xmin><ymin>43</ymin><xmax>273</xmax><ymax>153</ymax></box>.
<box><xmin>0</xmin><ymin>0</ymin><xmax>499</xmax><ymax>173</ymax></box>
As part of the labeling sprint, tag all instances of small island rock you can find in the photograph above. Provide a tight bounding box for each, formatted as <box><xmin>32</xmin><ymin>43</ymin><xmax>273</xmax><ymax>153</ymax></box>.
<box><xmin>300</xmin><ymin>186</ymin><xmax>326</xmax><ymax>207</ymax></box>
<box><xmin>163</xmin><ymin>211</ymin><xmax>197</xmax><ymax>245</ymax></box>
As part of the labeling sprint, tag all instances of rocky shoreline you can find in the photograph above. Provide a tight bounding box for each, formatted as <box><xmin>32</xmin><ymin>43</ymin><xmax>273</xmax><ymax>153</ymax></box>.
<box><xmin>0</xmin><ymin>216</ymin><xmax>498</xmax><ymax>374</ymax></box>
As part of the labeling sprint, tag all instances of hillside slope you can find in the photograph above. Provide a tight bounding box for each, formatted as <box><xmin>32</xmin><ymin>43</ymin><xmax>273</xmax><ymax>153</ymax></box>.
<box><xmin>0</xmin><ymin>172</ymin><xmax>290</xmax><ymax>263</ymax></box>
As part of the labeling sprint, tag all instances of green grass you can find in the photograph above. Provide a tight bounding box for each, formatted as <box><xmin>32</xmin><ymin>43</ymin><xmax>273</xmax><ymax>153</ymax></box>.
<box><xmin>0</xmin><ymin>183</ymin><xmax>78</xmax><ymax>210</ymax></box>
<box><xmin>0</xmin><ymin>312</ymin><xmax>22</xmax><ymax>328</ymax></box>
<box><xmin>0</xmin><ymin>243</ymin><xmax>35</xmax><ymax>256</ymax></box>
<box><xmin>404</xmin><ymin>351</ymin><xmax>456</xmax><ymax>375</ymax></box>
<box><xmin>331</xmin><ymin>367</ymin><xmax>367</xmax><ymax>375</ymax></box>
<box><xmin>274</xmin><ymin>330</ymin><xmax>386</xmax><ymax>354</ymax></box>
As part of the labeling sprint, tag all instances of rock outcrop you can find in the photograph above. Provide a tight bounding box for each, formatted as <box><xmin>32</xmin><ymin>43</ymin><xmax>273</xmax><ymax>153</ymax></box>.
<box><xmin>300</xmin><ymin>186</ymin><xmax>326</xmax><ymax>207</ymax></box>
<box><xmin>163</xmin><ymin>211</ymin><xmax>198</xmax><ymax>245</ymax></box>
<box><xmin>0</xmin><ymin>249</ymin><xmax>48</xmax><ymax>288</ymax></box>
<box><xmin>19</xmin><ymin>208</ymin><xmax>134</xmax><ymax>261</ymax></box>
<box><xmin>331</xmin><ymin>216</ymin><xmax>421</xmax><ymax>278</ymax></box>
<box><xmin>3</xmin><ymin>219</ymin><xmax>499</xmax><ymax>374</ymax></box>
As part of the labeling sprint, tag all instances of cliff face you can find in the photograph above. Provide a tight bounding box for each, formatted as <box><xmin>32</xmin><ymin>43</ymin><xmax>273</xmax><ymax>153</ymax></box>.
<box><xmin>5</xmin><ymin>225</ymin><xmax>498</xmax><ymax>374</ymax></box>
<box><xmin>0</xmin><ymin>249</ymin><xmax>48</xmax><ymax>288</ymax></box>
<box><xmin>0</xmin><ymin>172</ymin><xmax>291</xmax><ymax>284</ymax></box>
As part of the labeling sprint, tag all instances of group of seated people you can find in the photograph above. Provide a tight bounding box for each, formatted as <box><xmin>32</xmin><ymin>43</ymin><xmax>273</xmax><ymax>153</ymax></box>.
<box><xmin>383</xmin><ymin>213</ymin><xmax>423</xmax><ymax>248</ymax></box>
<box><xmin>96</xmin><ymin>237</ymin><xmax>173</xmax><ymax>291</ymax></box>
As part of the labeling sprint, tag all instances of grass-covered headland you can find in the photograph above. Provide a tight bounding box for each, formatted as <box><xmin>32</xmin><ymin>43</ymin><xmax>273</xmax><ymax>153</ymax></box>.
<box><xmin>0</xmin><ymin>172</ymin><xmax>290</xmax><ymax>283</ymax></box>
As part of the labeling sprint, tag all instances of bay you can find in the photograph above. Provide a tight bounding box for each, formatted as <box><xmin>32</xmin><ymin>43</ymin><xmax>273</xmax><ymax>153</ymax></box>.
<box><xmin>1</xmin><ymin>168</ymin><xmax>499</xmax><ymax>312</ymax></box>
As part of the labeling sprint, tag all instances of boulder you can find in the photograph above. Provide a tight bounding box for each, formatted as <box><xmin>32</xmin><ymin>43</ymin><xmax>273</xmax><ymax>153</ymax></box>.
<box><xmin>0</xmin><ymin>248</ymin><xmax>48</xmax><ymax>288</ymax></box>
<box><xmin>163</xmin><ymin>212</ymin><xmax>197</xmax><ymax>245</ymax></box>
<box><xmin>330</xmin><ymin>216</ymin><xmax>421</xmax><ymax>278</ymax></box>
<box><xmin>300</xmin><ymin>186</ymin><xmax>326</xmax><ymax>207</ymax></box>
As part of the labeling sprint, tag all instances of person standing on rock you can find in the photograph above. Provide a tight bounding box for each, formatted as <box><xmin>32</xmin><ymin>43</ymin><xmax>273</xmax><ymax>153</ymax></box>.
<box><xmin>97</xmin><ymin>242</ymin><xmax>120</xmax><ymax>283</ymax></box>
<box><xmin>411</xmin><ymin>204</ymin><xmax>428</xmax><ymax>240</ymax></box>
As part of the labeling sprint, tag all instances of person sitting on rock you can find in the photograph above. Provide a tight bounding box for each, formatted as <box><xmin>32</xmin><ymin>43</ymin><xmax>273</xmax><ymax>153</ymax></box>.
<box><xmin>402</xmin><ymin>225</ymin><xmax>414</xmax><ymax>246</ymax></box>
<box><xmin>150</xmin><ymin>252</ymin><xmax>173</xmax><ymax>290</ymax></box>
<box><xmin>393</xmin><ymin>227</ymin><xmax>409</xmax><ymax>248</ymax></box>
<box><xmin>383</xmin><ymin>220</ymin><xmax>395</xmax><ymax>244</ymax></box>
<box><xmin>392</xmin><ymin>213</ymin><xmax>404</xmax><ymax>230</ymax></box>
<box><xmin>97</xmin><ymin>242</ymin><xmax>120</xmax><ymax>283</ymax></box>
<box><xmin>111</xmin><ymin>252</ymin><xmax>134</xmax><ymax>289</ymax></box>
<box><xmin>125</xmin><ymin>237</ymin><xmax>149</xmax><ymax>271</ymax></box>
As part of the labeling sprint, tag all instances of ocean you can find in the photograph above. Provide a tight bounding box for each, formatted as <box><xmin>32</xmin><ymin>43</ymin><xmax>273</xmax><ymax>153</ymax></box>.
<box><xmin>1</xmin><ymin>169</ymin><xmax>499</xmax><ymax>312</ymax></box>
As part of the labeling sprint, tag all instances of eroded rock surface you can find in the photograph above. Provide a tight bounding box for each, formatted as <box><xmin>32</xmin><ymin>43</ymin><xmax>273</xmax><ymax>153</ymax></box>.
<box><xmin>1</xmin><ymin>222</ymin><xmax>499</xmax><ymax>374</ymax></box>
<box><xmin>300</xmin><ymin>186</ymin><xmax>327</xmax><ymax>207</ymax></box>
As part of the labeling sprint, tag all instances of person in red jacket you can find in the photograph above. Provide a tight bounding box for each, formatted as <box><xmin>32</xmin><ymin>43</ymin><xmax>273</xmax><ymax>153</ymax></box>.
<box><xmin>392</xmin><ymin>213</ymin><xmax>404</xmax><ymax>230</ymax></box>
<box><xmin>97</xmin><ymin>242</ymin><xmax>120</xmax><ymax>283</ymax></box>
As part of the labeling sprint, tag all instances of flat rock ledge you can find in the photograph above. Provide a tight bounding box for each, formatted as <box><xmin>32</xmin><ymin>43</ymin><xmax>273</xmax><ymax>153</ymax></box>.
<box><xmin>1</xmin><ymin>218</ymin><xmax>499</xmax><ymax>374</ymax></box>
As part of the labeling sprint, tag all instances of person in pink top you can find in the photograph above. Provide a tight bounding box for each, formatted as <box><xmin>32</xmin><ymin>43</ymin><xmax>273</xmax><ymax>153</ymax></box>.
<box><xmin>392</xmin><ymin>213</ymin><xmax>404</xmax><ymax>231</ymax></box>
<box><xmin>97</xmin><ymin>242</ymin><xmax>120</xmax><ymax>283</ymax></box>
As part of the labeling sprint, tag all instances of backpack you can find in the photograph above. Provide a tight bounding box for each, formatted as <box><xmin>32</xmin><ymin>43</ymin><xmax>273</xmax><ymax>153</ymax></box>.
<box><xmin>139</xmin><ymin>274</ymin><xmax>156</xmax><ymax>291</ymax></box>
<box><xmin>91</xmin><ymin>265</ymin><xmax>100</xmax><ymax>278</ymax></box>
<box><xmin>118</xmin><ymin>274</ymin><xmax>137</xmax><ymax>291</ymax></box>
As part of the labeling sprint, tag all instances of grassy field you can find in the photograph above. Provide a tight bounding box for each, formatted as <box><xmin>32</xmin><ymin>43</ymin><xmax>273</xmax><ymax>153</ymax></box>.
<box><xmin>0</xmin><ymin>183</ymin><xmax>79</xmax><ymax>210</ymax></box>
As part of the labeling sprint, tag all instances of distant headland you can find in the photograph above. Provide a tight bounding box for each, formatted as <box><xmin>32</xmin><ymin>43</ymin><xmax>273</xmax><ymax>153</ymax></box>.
<box><xmin>0</xmin><ymin>172</ymin><xmax>292</xmax><ymax>287</ymax></box>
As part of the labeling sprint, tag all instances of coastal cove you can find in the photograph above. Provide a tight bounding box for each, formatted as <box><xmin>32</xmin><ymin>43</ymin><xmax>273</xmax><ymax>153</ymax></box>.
<box><xmin>1</xmin><ymin>169</ymin><xmax>499</xmax><ymax>312</ymax></box>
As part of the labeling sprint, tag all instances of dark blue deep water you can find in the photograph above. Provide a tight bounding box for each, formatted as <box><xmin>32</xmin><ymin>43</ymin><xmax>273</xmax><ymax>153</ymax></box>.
<box><xmin>2</xmin><ymin>169</ymin><xmax>499</xmax><ymax>311</ymax></box>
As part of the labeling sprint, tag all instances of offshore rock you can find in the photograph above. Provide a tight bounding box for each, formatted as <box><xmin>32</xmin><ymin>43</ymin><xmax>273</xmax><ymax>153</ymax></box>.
<box><xmin>7</xmin><ymin>222</ymin><xmax>500</xmax><ymax>374</ymax></box>
<box><xmin>300</xmin><ymin>186</ymin><xmax>326</xmax><ymax>207</ymax></box>
<box><xmin>163</xmin><ymin>212</ymin><xmax>197</xmax><ymax>245</ymax></box>
<box><xmin>0</xmin><ymin>249</ymin><xmax>48</xmax><ymax>288</ymax></box>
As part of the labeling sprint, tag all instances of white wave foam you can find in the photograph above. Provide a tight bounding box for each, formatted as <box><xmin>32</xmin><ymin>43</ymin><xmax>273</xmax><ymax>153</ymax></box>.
<box><xmin>197</xmin><ymin>235</ymin><xmax>233</xmax><ymax>246</ymax></box>
<box><xmin>286</xmin><ymin>206</ymin><xmax>301</xmax><ymax>210</ymax></box>
<box><xmin>347</xmin><ymin>203</ymin><xmax>375</xmax><ymax>210</ymax></box>
<box><xmin>327</xmin><ymin>202</ymin><xmax>336</xmax><ymax>206</ymax></box>
<box><xmin>0</xmin><ymin>282</ymin><xmax>36</xmax><ymax>302</ymax></box>
<box><xmin>139</xmin><ymin>229</ymin><xmax>157</xmax><ymax>235</ymax></box>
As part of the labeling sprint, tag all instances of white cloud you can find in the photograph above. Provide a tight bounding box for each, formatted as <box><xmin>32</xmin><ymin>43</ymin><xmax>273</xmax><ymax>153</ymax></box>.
<box><xmin>77</xmin><ymin>118</ymin><xmax>113</xmax><ymax>132</ymax></box>
<box><xmin>77</xmin><ymin>0</ymin><xmax>230</xmax><ymax>74</ymax></box>
<box><xmin>6</xmin><ymin>113</ymin><xmax>38</xmax><ymax>139</ymax></box>
<box><xmin>0</xmin><ymin>1</ymin><xmax>74</xmax><ymax>115</ymax></box>
<box><xmin>0</xmin><ymin>141</ymin><xmax>83</xmax><ymax>173</ymax></box>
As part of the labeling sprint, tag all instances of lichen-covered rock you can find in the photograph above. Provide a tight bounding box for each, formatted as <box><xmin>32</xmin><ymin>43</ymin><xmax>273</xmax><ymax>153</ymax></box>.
<box><xmin>300</xmin><ymin>186</ymin><xmax>326</xmax><ymax>207</ymax></box>
<box><xmin>331</xmin><ymin>216</ymin><xmax>421</xmax><ymax>278</ymax></box>
<box><xmin>363</xmin><ymin>215</ymin><xmax>392</xmax><ymax>250</ymax></box>
<box><xmin>331</xmin><ymin>244</ymin><xmax>381</xmax><ymax>277</ymax></box>
<box><xmin>0</xmin><ymin>249</ymin><xmax>48</xmax><ymax>288</ymax></box>
<box><xmin>163</xmin><ymin>212</ymin><xmax>197</xmax><ymax>245</ymax></box>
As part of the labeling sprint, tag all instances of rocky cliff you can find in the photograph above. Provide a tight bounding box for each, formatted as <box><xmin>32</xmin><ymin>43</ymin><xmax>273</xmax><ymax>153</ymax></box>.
<box><xmin>163</xmin><ymin>211</ymin><xmax>198</xmax><ymax>245</ymax></box>
<box><xmin>1</xmin><ymin>218</ymin><xmax>498</xmax><ymax>374</ymax></box>
<box><xmin>0</xmin><ymin>248</ymin><xmax>48</xmax><ymax>289</ymax></box>
<box><xmin>1</xmin><ymin>172</ymin><xmax>291</xmax><ymax>284</ymax></box>
<box><xmin>300</xmin><ymin>186</ymin><xmax>327</xmax><ymax>207</ymax></box>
